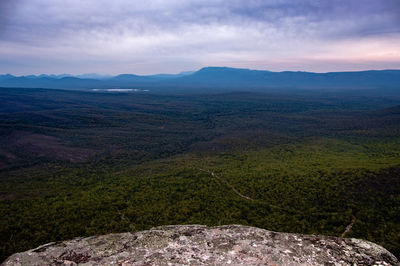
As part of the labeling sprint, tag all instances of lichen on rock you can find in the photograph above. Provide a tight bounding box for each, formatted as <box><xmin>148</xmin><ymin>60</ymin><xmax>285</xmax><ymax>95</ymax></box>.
<box><xmin>2</xmin><ymin>224</ymin><xmax>399</xmax><ymax>265</ymax></box>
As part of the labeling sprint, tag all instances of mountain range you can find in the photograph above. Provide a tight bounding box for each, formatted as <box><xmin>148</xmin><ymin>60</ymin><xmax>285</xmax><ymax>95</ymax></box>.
<box><xmin>1</xmin><ymin>67</ymin><xmax>400</xmax><ymax>93</ymax></box>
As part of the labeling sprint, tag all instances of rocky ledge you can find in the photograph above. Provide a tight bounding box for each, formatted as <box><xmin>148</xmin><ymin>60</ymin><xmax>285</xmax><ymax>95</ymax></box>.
<box><xmin>2</xmin><ymin>225</ymin><xmax>399</xmax><ymax>265</ymax></box>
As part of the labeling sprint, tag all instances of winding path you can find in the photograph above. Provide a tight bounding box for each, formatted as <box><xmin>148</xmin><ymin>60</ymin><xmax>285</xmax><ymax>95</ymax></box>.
<box><xmin>198</xmin><ymin>167</ymin><xmax>357</xmax><ymax>238</ymax></box>
<box><xmin>197</xmin><ymin>168</ymin><xmax>291</xmax><ymax>212</ymax></box>
<box><xmin>341</xmin><ymin>216</ymin><xmax>357</xmax><ymax>238</ymax></box>
<box><xmin>198</xmin><ymin>168</ymin><xmax>256</xmax><ymax>201</ymax></box>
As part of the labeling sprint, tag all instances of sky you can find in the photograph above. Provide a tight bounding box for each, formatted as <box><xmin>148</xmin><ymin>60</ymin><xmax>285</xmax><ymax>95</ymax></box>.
<box><xmin>0</xmin><ymin>0</ymin><xmax>400</xmax><ymax>75</ymax></box>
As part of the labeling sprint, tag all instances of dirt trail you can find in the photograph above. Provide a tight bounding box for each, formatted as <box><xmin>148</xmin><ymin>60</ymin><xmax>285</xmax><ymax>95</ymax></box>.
<box><xmin>197</xmin><ymin>168</ymin><xmax>287</xmax><ymax>212</ymax></box>
<box><xmin>198</xmin><ymin>168</ymin><xmax>300</xmax><ymax>213</ymax></box>
<box><xmin>198</xmin><ymin>168</ymin><xmax>358</xmax><ymax>237</ymax></box>
<box><xmin>341</xmin><ymin>216</ymin><xmax>357</xmax><ymax>238</ymax></box>
<box><xmin>198</xmin><ymin>168</ymin><xmax>256</xmax><ymax>201</ymax></box>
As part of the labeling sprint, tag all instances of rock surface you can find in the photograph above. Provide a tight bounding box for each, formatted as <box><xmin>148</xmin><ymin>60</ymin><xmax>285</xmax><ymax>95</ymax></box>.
<box><xmin>2</xmin><ymin>225</ymin><xmax>399</xmax><ymax>265</ymax></box>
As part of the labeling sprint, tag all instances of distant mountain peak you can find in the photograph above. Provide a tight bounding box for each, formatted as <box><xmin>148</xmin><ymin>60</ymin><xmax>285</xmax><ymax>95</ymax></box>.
<box><xmin>1</xmin><ymin>67</ymin><xmax>399</xmax><ymax>91</ymax></box>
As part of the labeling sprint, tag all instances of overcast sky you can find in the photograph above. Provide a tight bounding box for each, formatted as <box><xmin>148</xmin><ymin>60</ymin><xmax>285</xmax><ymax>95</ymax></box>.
<box><xmin>1</xmin><ymin>0</ymin><xmax>400</xmax><ymax>75</ymax></box>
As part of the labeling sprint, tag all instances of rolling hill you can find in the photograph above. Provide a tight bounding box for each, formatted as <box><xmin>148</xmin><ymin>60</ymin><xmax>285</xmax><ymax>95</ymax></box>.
<box><xmin>1</xmin><ymin>67</ymin><xmax>400</xmax><ymax>93</ymax></box>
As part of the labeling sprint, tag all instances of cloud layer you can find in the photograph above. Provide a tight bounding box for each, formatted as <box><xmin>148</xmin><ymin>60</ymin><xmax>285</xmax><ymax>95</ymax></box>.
<box><xmin>1</xmin><ymin>0</ymin><xmax>400</xmax><ymax>74</ymax></box>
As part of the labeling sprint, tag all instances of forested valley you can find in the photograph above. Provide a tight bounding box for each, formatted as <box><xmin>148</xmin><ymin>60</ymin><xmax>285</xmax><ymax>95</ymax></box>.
<box><xmin>1</xmin><ymin>87</ymin><xmax>400</xmax><ymax>261</ymax></box>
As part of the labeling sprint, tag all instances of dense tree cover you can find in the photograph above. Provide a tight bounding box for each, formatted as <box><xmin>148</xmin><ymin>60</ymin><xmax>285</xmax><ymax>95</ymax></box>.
<box><xmin>1</xmin><ymin>88</ymin><xmax>400</xmax><ymax>261</ymax></box>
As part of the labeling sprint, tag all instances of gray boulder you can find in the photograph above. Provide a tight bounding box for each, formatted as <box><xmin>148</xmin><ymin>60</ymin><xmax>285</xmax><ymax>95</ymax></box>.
<box><xmin>2</xmin><ymin>225</ymin><xmax>399</xmax><ymax>265</ymax></box>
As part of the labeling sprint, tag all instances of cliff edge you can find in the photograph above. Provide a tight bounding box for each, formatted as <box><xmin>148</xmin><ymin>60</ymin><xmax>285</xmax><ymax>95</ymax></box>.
<box><xmin>2</xmin><ymin>225</ymin><xmax>399</xmax><ymax>265</ymax></box>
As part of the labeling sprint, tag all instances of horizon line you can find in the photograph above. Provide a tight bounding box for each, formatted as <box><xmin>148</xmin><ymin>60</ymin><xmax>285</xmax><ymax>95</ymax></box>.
<box><xmin>2</xmin><ymin>66</ymin><xmax>400</xmax><ymax>78</ymax></box>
